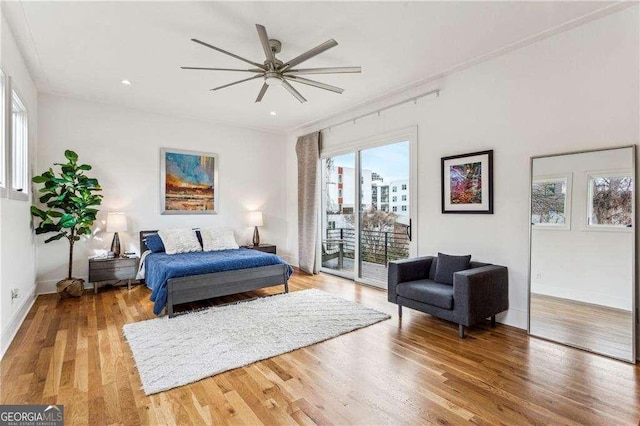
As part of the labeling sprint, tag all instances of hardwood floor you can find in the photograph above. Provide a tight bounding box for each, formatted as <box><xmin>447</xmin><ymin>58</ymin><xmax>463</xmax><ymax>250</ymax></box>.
<box><xmin>1</xmin><ymin>271</ymin><xmax>639</xmax><ymax>425</ymax></box>
<box><xmin>530</xmin><ymin>293</ymin><xmax>634</xmax><ymax>361</ymax></box>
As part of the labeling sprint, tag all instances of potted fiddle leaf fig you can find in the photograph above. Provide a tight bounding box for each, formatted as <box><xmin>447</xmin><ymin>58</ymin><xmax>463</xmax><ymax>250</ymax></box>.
<box><xmin>31</xmin><ymin>150</ymin><xmax>103</xmax><ymax>297</ymax></box>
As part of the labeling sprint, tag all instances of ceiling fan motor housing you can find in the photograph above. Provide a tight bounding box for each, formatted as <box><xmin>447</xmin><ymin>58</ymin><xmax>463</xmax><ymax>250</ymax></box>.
<box><xmin>269</xmin><ymin>39</ymin><xmax>282</xmax><ymax>54</ymax></box>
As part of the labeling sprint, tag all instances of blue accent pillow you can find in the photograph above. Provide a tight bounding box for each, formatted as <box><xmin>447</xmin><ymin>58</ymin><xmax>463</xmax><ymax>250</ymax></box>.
<box><xmin>145</xmin><ymin>234</ymin><xmax>165</xmax><ymax>253</ymax></box>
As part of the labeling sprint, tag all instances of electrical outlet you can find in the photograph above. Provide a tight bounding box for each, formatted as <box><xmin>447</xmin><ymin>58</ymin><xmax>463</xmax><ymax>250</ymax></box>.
<box><xmin>11</xmin><ymin>288</ymin><xmax>20</xmax><ymax>300</ymax></box>
<box><xmin>535</xmin><ymin>273</ymin><xmax>542</xmax><ymax>280</ymax></box>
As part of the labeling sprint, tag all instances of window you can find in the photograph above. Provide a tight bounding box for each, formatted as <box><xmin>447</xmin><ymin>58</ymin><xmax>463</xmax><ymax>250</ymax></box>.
<box><xmin>338</xmin><ymin>174</ymin><xmax>342</xmax><ymax>183</ymax></box>
<box><xmin>11</xmin><ymin>91</ymin><xmax>28</xmax><ymax>198</ymax></box>
<box><xmin>392</xmin><ymin>186</ymin><xmax>397</xmax><ymax>192</ymax></box>
<box><xmin>402</xmin><ymin>195</ymin><xmax>407</xmax><ymax>201</ymax></box>
<box><xmin>587</xmin><ymin>173</ymin><xmax>633</xmax><ymax>228</ymax></box>
<box><xmin>392</xmin><ymin>206</ymin><xmax>397</xmax><ymax>212</ymax></box>
<box><xmin>0</xmin><ymin>70</ymin><xmax>5</xmax><ymax>196</ymax></box>
<box><xmin>401</xmin><ymin>205</ymin><xmax>407</xmax><ymax>212</ymax></box>
<box><xmin>401</xmin><ymin>184</ymin><xmax>407</xmax><ymax>190</ymax></box>
<box><xmin>338</xmin><ymin>189</ymin><xmax>342</xmax><ymax>197</ymax></box>
<box><xmin>531</xmin><ymin>174</ymin><xmax>571</xmax><ymax>229</ymax></box>
<box><xmin>392</xmin><ymin>196</ymin><xmax>397</xmax><ymax>202</ymax></box>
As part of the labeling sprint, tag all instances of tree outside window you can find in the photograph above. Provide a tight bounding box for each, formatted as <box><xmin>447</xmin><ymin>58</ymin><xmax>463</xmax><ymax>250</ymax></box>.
<box><xmin>588</xmin><ymin>174</ymin><xmax>633</xmax><ymax>227</ymax></box>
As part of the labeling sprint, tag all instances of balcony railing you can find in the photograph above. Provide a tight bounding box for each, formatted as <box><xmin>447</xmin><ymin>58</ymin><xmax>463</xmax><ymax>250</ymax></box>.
<box><xmin>322</xmin><ymin>227</ymin><xmax>410</xmax><ymax>281</ymax></box>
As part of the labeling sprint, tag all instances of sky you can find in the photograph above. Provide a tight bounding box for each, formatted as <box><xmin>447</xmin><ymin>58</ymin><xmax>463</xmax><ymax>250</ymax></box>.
<box><xmin>330</xmin><ymin>141</ymin><xmax>409</xmax><ymax>182</ymax></box>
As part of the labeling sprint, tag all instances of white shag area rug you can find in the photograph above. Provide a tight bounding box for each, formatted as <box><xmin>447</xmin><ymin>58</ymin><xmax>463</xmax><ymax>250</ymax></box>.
<box><xmin>123</xmin><ymin>289</ymin><xmax>390</xmax><ymax>395</ymax></box>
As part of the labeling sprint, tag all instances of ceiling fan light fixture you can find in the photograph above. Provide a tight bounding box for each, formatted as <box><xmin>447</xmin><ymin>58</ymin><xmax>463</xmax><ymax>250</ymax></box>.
<box><xmin>264</xmin><ymin>73</ymin><xmax>282</xmax><ymax>86</ymax></box>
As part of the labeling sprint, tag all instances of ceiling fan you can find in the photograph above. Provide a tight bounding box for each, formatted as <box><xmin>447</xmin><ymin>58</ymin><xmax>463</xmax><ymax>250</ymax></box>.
<box><xmin>181</xmin><ymin>24</ymin><xmax>361</xmax><ymax>103</ymax></box>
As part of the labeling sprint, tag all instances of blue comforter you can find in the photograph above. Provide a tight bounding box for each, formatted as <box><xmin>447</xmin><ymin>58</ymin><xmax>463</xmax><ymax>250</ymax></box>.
<box><xmin>145</xmin><ymin>248</ymin><xmax>293</xmax><ymax>315</ymax></box>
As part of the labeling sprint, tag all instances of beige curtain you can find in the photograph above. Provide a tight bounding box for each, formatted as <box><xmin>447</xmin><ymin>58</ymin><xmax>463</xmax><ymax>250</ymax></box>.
<box><xmin>296</xmin><ymin>131</ymin><xmax>321</xmax><ymax>274</ymax></box>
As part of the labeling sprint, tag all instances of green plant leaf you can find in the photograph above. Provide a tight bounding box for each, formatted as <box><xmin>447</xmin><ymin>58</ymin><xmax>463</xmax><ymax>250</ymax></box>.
<box><xmin>48</xmin><ymin>210</ymin><xmax>63</xmax><ymax>218</ymax></box>
<box><xmin>64</xmin><ymin>150</ymin><xmax>78</xmax><ymax>162</ymax></box>
<box><xmin>30</xmin><ymin>206</ymin><xmax>48</xmax><ymax>219</ymax></box>
<box><xmin>77</xmin><ymin>226</ymin><xmax>92</xmax><ymax>235</ymax></box>
<box><xmin>36</xmin><ymin>223</ymin><xmax>62</xmax><ymax>234</ymax></box>
<box><xmin>39</xmin><ymin>194</ymin><xmax>55</xmax><ymax>203</ymax></box>
<box><xmin>44</xmin><ymin>233</ymin><xmax>67</xmax><ymax>243</ymax></box>
<box><xmin>32</xmin><ymin>175</ymin><xmax>48</xmax><ymax>183</ymax></box>
<box><xmin>78</xmin><ymin>164</ymin><xmax>92</xmax><ymax>170</ymax></box>
<box><xmin>59</xmin><ymin>214</ymin><xmax>77</xmax><ymax>228</ymax></box>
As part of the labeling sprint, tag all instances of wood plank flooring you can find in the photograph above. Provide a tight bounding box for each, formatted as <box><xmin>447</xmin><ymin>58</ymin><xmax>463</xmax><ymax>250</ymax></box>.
<box><xmin>1</xmin><ymin>271</ymin><xmax>639</xmax><ymax>425</ymax></box>
<box><xmin>530</xmin><ymin>293</ymin><xmax>634</xmax><ymax>361</ymax></box>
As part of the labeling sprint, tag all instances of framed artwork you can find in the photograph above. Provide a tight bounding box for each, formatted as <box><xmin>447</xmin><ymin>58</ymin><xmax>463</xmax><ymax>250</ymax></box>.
<box><xmin>441</xmin><ymin>150</ymin><xmax>493</xmax><ymax>214</ymax></box>
<box><xmin>160</xmin><ymin>148</ymin><xmax>218</xmax><ymax>215</ymax></box>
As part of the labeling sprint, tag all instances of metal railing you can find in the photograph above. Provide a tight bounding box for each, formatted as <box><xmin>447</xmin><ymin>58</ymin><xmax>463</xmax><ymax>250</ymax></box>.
<box><xmin>323</xmin><ymin>227</ymin><xmax>409</xmax><ymax>266</ymax></box>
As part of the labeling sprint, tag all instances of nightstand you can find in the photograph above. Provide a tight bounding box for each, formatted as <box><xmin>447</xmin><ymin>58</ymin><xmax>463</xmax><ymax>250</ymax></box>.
<box><xmin>244</xmin><ymin>244</ymin><xmax>276</xmax><ymax>254</ymax></box>
<box><xmin>89</xmin><ymin>256</ymin><xmax>139</xmax><ymax>294</ymax></box>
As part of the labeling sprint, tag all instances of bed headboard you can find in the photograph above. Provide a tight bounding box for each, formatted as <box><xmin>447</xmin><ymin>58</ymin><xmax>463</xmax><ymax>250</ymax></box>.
<box><xmin>140</xmin><ymin>230</ymin><xmax>159</xmax><ymax>253</ymax></box>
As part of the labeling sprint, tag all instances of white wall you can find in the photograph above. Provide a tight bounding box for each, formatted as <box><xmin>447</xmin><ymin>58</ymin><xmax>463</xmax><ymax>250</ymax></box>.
<box><xmin>531</xmin><ymin>148</ymin><xmax>634</xmax><ymax>310</ymax></box>
<box><xmin>36</xmin><ymin>94</ymin><xmax>287</xmax><ymax>293</ymax></box>
<box><xmin>286</xmin><ymin>6</ymin><xmax>639</xmax><ymax>330</ymax></box>
<box><xmin>0</xmin><ymin>10</ymin><xmax>39</xmax><ymax>357</ymax></box>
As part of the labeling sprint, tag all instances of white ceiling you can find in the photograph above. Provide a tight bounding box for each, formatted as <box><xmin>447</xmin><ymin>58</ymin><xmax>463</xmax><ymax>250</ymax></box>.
<box><xmin>3</xmin><ymin>1</ymin><xmax>619</xmax><ymax>133</ymax></box>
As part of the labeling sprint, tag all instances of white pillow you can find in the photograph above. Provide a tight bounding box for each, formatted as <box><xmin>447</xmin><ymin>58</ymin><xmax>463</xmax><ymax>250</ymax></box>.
<box><xmin>158</xmin><ymin>228</ymin><xmax>202</xmax><ymax>255</ymax></box>
<box><xmin>200</xmin><ymin>227</ymin><xmax>239</xmax><ymax>252</ymax></box>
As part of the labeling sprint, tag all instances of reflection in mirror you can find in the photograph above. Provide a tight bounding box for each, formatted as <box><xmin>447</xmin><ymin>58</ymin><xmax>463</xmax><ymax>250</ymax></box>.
<box><xmin>529</xmin><ymin>147</ymin><xmax>636</xmax><ymax>362</ymax></box>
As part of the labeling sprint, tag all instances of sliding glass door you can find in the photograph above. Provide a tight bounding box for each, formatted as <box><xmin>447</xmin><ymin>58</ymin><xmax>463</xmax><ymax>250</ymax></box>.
<box><xmin>358</xmin><ymin>142</ymin><xmax>411</xmax><ymax>286</ymax></box>
<box><xmin>320</xmin><ymin>153</ymin><xmax>356</xmax><ymax>279</ymax></box>
<box><xmin>319</xmin><ymin>130</ymin><xmax>417</xmax><ymax>288</ymax></box>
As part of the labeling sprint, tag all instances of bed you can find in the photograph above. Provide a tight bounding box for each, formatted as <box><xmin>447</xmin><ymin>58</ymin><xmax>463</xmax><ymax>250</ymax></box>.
<box><xmin>140</xmin><ymin>230</ymin><xmax>292</xmax><ymax>317</ymax></box>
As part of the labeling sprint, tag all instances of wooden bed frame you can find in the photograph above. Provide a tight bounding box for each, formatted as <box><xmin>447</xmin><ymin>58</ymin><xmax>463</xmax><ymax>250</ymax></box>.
<box><xmin>140</xmin><ymin>231</ymin><xmax>289</xmax><ymax>317</ymax></box>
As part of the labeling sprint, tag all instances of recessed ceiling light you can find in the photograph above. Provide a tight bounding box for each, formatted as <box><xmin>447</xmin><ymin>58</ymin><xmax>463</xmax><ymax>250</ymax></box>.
<box><xmin>270</xmin><ymin>111</ymin><xmax>277</xmax><ymax>116</ymax></box>
<box><xmin>121</xmin><ymin>80</ymin><xmax>132</xmax><ymax>85</ymax></box>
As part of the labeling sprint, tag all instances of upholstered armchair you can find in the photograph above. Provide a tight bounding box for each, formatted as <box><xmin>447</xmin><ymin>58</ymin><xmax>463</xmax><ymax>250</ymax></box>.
<box><xmin>388</xmin><ymin>254</ymin><xmax>509</xmax><ymax>338</ymax></box>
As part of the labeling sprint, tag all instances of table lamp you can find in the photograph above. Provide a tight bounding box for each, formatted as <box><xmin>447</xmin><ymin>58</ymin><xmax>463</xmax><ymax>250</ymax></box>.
<box><xmin>107</xmin><ymin>212</ymin><xmax>128</xmax><ymax>257</ymax></box>
<box><xmin>248</xmin><ymin>211</ymin><xmax>263</xmax><ymax>246</ymax></box>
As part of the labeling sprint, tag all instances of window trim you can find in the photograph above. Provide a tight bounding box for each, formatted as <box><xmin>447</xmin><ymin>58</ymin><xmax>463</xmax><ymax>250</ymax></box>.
<box><xmin>531</xmin><ymin>173</ymin><xmax>572</xmax><ymax>231</ymax></box>
<box><xmin>8</xmin><ymin>87</ymin><xmax>29</xmax><ymax>202</ymax></box>
<box><xmin>585</xmin><ymin>169</ymin><xmax>633</xmax><ymax>232</ymax></box>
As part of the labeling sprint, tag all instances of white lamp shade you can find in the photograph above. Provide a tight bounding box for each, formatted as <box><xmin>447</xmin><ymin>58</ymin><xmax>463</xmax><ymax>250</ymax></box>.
<box><xmin>248</xmin><ymin>211</ymin><xmax>263</xmax><ymax>227</ymax></box>
<box><xmin>107</xmin><ymin>212</ymin><xmax>128</xmax><ymax>232</ymax></box>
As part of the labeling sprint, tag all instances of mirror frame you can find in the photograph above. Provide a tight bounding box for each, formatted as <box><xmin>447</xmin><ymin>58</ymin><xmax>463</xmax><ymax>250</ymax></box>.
<box><xmin>527</xmin><ymin>145</ymin><xmax>637</xmax><ymax>363</ymax></box>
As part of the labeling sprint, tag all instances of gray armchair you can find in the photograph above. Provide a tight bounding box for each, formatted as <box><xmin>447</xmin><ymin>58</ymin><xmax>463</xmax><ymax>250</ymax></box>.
<box><xmin>388</xmin><ymin>255</ymin><xmax>508</xmax><ymax>338</ymax></box>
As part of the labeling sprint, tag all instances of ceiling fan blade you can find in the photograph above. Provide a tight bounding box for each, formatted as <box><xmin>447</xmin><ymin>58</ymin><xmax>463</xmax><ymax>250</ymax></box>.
<box><xmin>284</xmin><ymin>75</ymin><xmax>344</xmax><ymax>94</ymax></box>
<box><xmin>283</xmin><ymin>66</ymin><xmax>361</xmax><ymax>75</ymax></box>
<box><xmin>281</xmin><ymin>79</ymin><xmax>307</xmax><ymax>103</ymax></box>
<box><xmin>256</xmin><ymin>24</ymin><xmax>276</xmax><ymax>67</ymax></box>
<box><xmin>280</xmin><ymin>39</ymin><xmax>338</xmax><ymax>71</ymax></box>
<box><xmin>191</xmin><ymin>38</ymin><xmax>266</xmax><ymax>70</ymax></box>
<box><xmin>210</xmin><ymin>74</ymin><xmax>263</xmax><ymax>91</ymax></box>
<box><xmin>181</xmin><ymin>67</ymin><xmax>264</xmax><ymax>73</ymax></box>
<box><xmin>255</xmin><ymin>83</ymin><xmax>269</xmax><ymax>103</ymax></box>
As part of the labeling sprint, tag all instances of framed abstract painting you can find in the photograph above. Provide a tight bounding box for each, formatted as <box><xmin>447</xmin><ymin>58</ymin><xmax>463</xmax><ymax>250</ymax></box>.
<box><xmin>441</xmin><ymin>150</ymin><xmax>493</xmax><ymax>214</ymax></box>
<box><xmin>160</xmin><ymin>148</ymin><xmax>219</xmax><ymax>214</ymax></box>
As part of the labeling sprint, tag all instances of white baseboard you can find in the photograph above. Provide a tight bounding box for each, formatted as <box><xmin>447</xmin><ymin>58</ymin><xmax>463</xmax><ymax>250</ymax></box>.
<box><xmin>1</xmin><ymin>287</ymin><xmax>37</xmax><ymax>360</ymax></box>
<box><xmin>532</xmin><ymin>282</ymin><xmax>630</xmax><ymax>311</ymax></box>
<box><xmin>37</xmin><ymin>276</ymin><xmax>90</xmax><ymax>294</ymax></box>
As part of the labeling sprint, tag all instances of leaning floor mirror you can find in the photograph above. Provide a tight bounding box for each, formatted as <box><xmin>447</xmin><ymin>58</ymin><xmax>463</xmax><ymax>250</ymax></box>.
<box><xmin>529</xmin><ymin>146</ymin><xmax>636</xmax><ymax>363</ymax></box>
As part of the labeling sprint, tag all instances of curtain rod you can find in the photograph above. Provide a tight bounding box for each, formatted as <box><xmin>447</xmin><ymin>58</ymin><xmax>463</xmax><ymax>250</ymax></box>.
<box><xmin>320</xmin><ymin>88</ymin><xmax>440</xmax><ymax>133</ymax></box>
